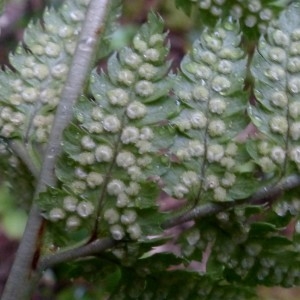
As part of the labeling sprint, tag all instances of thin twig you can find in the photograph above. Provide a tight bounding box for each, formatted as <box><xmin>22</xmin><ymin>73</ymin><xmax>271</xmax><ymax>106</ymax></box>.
<box><xmin>162</xmin><ymin>175</ymin><xmax>300</xmax><ymax>229</ymax></box>
<box><xmin>2</xmin><ymin>1</ymin><xmax>112</xmax><ymax>299</ymax></box>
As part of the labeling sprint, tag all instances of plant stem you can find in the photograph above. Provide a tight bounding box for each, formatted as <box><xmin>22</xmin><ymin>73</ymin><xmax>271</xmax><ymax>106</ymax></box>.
<box><xmin>162</xmin><ymin>175</ymin><xmax>300</xmax><ymax>229</ymax></box>
<box><xmin>1</xmin><ymin>1</ymin><xmax>112</xmax><ymax>299</ymax></box>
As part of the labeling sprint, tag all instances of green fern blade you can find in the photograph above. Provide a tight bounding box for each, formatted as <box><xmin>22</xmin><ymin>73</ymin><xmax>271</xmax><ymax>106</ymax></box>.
<box><xmin>165</xmin><ymin>19</ymin><xmax>253</xmax><ymax>204</ymax></box>
<box><xmin>250</xmin><ymin>2</ymin><xmax>300</xmax><ymax>177</ymax></box>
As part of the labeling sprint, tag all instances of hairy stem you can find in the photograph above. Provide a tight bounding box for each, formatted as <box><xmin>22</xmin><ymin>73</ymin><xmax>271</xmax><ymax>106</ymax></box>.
<box><xmin>2</xmin><ymin>1</ymin><xmax>112</xmax><ymax>299</ymax></box>
<box><xmin>162</xmin><ymin>175</ymin><xmax>300</xmax><ymax>229</ymax></box>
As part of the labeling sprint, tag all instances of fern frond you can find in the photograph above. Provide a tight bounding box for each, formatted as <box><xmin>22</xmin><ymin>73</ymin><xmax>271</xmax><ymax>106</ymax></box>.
<box><xmin>164</xmin><ymin>19</ymin><xmax>254</xmax><ymax>205</ymax></box>
<box><xmin>40</xmin><ymin>13</ymin><xmax>177</xmax><ymax>244</ymax></box>
<box><xmin>249</xmin><ymin>2</ymin><xmax>300</xmax><ymax>178</ymax></box>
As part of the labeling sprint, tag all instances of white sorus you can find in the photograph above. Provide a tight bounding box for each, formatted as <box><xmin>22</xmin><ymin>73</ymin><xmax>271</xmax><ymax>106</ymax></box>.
<box><xmin>20</xmin><ymin>68</ymin><xmax>33</xmax><ymax>79</ymax></box>
<box><xmin>21</xmin><ymin>87</ymin><xmax>38</xmax><ymax>102</ymax></box>
<box><xmin>110</xmin><ymin>224</ymin><xmax>125</xmax><ymax>240</ymax></box>
<box><xmin>66</xmin><ymin>216</ymin><xmax>81</xmax><ymax>230</ymax></box>
<box><xmin>272</xmin><ymin>30</ymin><xmax>290</xmax><ymax>47</ymax></box>
<box><xmin>269</xmin><ymin>116</ymin><xmax>288</xmax><ymax>135</ymax></box>
<box><xmin>35</xmin><ymin>128</ymin><xmax>47</xmax><ymax>142</ymax></box>
<box><xmin>208</xmin><ymin>120</ymin><xmax>226</xmax><ymax>137</ymax></box>
<box><xmin>292</xmin><ymin>29</ymin><xmax>300</xmax><ymax>41</ymax></box>
<box><xmin>95</xmin><ymin>145</ymin><xmax>113</xmax><ymax>162</ymax></box>
<box><xmin>81</xmin><ymin>135</ymin><xmax>96</xmax><ymax>150</ymax></box>
<box><xmin>85</xmin><ymin>122</ymin><xmax>103</xmax><ymax>134</ymax></box>
<box><xmin>271</xmin><ymin>91</ymin><xmax>288</xmax><ymax>108</ymax></box>
<box><xmin>290</xmin><ymin>122</ymin><xmax>300</xmax><ymax>140</ymax></box>
<box><xmin>210</xmin><ymin>6</ymin><xmax>222</xmax><ymax>17</ymax></box>
<box><xmin>181</xmin><ymin>171</ymin><xmax>199</xmax><ymax>187</ymax></box>
<box><xmin>149</xmin><ymin>34</ymin><xmax>164</xmax><ymax>46</ymax></box>
<box><xmin>201</xmin><ymin>51</ymin><xmax>217</xmax><ymax>65</ymax></box>
<box><xmin>63</xmin><ymin>196</ymin><xmax>78</xmax><ymax>212</ymax></box>
<box><xmin>44</xmin><ymin>42</ymin><xmax>62</xmax><ymax>57</ymax></box>
<box><xmin>177</xmin><ymin>90</ymin><xmax>192</xmax><ymax>102</ymax></box>
<box><xmin>248</xmin><ymin>0</ymin><xmax>261</xmax><ymax>13</ymax></box>
<box><xmin>230</xmin><ymin>4</ymin><xmax>243</xmax><ymax>19</ymax></box>
<box><xmin>176</xmin><ymin>148</ymin><xmax>191</xmax><ymax>160</ymax></box>
<box><xmin>289</xmin><ymin>101</ymin><xmax>300</xmax><ymax>119</ymax></box>
<box><xmin>245</xmin><ymin>243</ymin><xmax>262</xmax><ymax>256</ymax></box>
<box><xmin>70</xmin><ymin>180</ymin><xmax>87</xmax><ymax>194</ymax></box>
<box><xmin>33</xmin><ymin>115</ymin><xmax>49</xmax><ymax>127</ymax></box>
<box><xmin>137</xmin><ymin>155</ymin><xmax>152</xmax><ymax>166</ymax></box>
<box><xmin>133</xmin><ymin>35</ymin><xmax>148</xmax><ymax>53</ymax></box>
<box><xmin>268</xmin><ymin>47</ymin><xmax>286</xmax><ymax>63</ymax></box>
<box><xmin>192</xmin><ymin>85</ymin><xmax>209</xmax><ymax>101</ymax></box>
<box><xmin>173</xmin><ymin>184</ymin><xmax>189</xmax><ymax>198</ymax></box>
<box><xmin>107</xmin><ymin>179</ymin><xmax>126</xmax><ymax>196</ymax></box>
<box><xmin>207</xmin><ymin>144</ymin><xmax>224</xmax><ymax>162</ymax></box>
<box><xmin>258</xmin><ymin>156</ymin><xmax>276</xmax><ymax>172</ymax></box>
<box><xmin>51</xmin><ymin>64</ymin><xmax>68</xmax><ymax>79</ymax></box>
<box><xmin>271</xmin><ymin>146</ymin><xmax>286</xmax><ymax>164</ymax></box>
<box><xmin>143</xmin><ymin>48</ymin><xmax>160</xmax><ymax>62</ymax></box>
<box><xmin>287</xmin><ymin>57</ymin><xmax>300</xmax><ymax>73</ymax></box>
<box><xmin>288</xmin><ymin>77</ymin><xmax>300</xmax><ymax>94</ymax></box>
<box><xmin>111</xmin><ymin>248</ymin><xmax>125</xmax><ymax>259</ymax></box>
<box><xmin>209</xmin><ymin>98</ymin><xmax>226</xmax><ymax>115</ymax></box>
<box><xmin>1</xmin><ymin>124</ymin><xmax>15</xmax><ymax>137</ymax></box>
<box><xmin>86</xmin><ymin>172</ymin><xmax>104</xmax><ymax>188</ymax></box>
<box><xmin>124</xmin><ymin>52</ymin><xmax>142</xmax><ymax>69</ymax></box>
<box><xmin>104</xmin><ymin>208</ymin><xmax>120</xmax><ymax>224</ymax></box>
<box><xmin>91</xmin><ymin>107</ymin><xmax>103</xmax><ymax>121</ymax></box>
<box><xmin>103</xmin><ymin>115</ymin><xmax>121</xmax><ymax>132</ymax></box>
<box><xmin>127</xmin><ymin>223</ymin><xmax>142</xmax><ymax>240</ymax></box>
<box><xmin>76</xmin><ymin>201</ymin><xmax>94</xmax><ymax>218</ymax></box>
<box><xmin>259</xmin><ymin>8</ymin><xmax>273</xmax><ymax>21</ymax></box>
<box><xmin>220</xmin><ymin>156</ymin><xmax>235</xmax><ymax>169</ymax></box>
<box><xmin>214</xmin><ymin>186</ymin><xmax>227</xmax><ymax>202</ymax></box>
<box><xmin>225</xmin><ymin>143</ymin><xmax>238</xmax><ymax>156</ymax></box>
<box><xmin>58</xmin><ymin>25</ymin><xmax>73</xmax><ymax>38</ymax></box>
<box><xmin>257</xmin><ymin>141</ymin><xmax>271</xmax><ymax>155</ymax></box>
<box><xmin>204</xmin><ymin>174</ymin><xmax>219</xmax><ymax>190</ymax></box>
<box><xmin>118</xmin><ymin>69</ymin><xmax>135</xmax><ymax>86</ymax></box>
<box><xmin>140</xmin><ymin>127</ymin><xmax>154</xmax><ymax>140</ymax></box>
<box><xmin>10</xmin><ymin>79</ymin><xmax>23</xmax><ymax>92</ymax></box>
<box><xmin>186</xmin><ymin>229</ymin><xmax>200</xmax><ymax>246</ymax></box>
<box><xmin>136</xmin><ymin>140</ymin><xmax>152</xmax><ymax>154</ymax></box>
<box><xmin>221</xmin><ymin>173</ymin><xmax>236</xmax><ymax>187</ymax></box>
<box><xmin>49</xmin><ymin>208</ymin><xmax>65</xmax><ymax>222</ymax></box>
<box><xmin>31</xmin><ymin>45</ymin><xmax>44</xmax><ymax>55</ymax></box>
<box><xmin>194</xmin><ymin>64</ymin><xmax>212</xmax><ymax>80</ymax></box>
<box><xmin>10</xmin><ymin>112</ymin><xmax>25</xmax><ymax>126</ymax></box>
<box><xmin>121</xmin><ymin>126</ymin><xmax>140</xmax><ymax>144</ymax></box>
<box><xmin>198</xmin><ymin>0</ymin><xmax>211</xmax><ymax>9</ymax></box>
<box><xmin>126</xmin><ymin>101</ymin><xmax>147</xmax><ymax>119</ymax></box>
<box><xmin>116</xmin><ymin>151</ymin><xmax>136</xmax><ymax>168</ymax></box>
<box><xmin>78</xmin><ymin>152</ymin><xmax>95</xmax><ymax>165</ymax></box>
<box><xmin>121</xmin><ymin>209</ymin><xmax>137</xmax><ymax>225</ymax></box>
<box><xmin>290</xmin><ymin>42</ymin><xmax>300</xmax><ymax>56</ymax></box>
<box><xmin>217</xmin><ymin>60</ymin><xmax>232</xmax><ymax>74</ymax></box>
<box><xmin>190</xmin><ymin>111</ymin><xmax>207</xmax><ymax>128</ymax></box>
<box><xmin>65</xmin><ymin>41</ymin><xmax>76</xmax><ymax>55</ymax></box>
<box><xmin>188</xmin><ymin>140</ymin><xmax>204</xmax><ymax>157</ymax></box>
<box><xmin>0</xmin><ymin>107</ymin><xmax>13</xmax><ymax>120</ymax></box>
<box><xmin>135</xmin><ymin>80</ymin><xmax>154</xmax><ymax>97</ymax></box>
<box><xmin>244</xmin><ymin>15</ymin><xmax>257</xmax><ymax>28</ymax></box>
<box><xmin>33</xmin><ymin>64</ymin><xmax>49</xmax><ymax>80</ymax></box>
<box><xmin>264</xmin><ymin>65</ymin><xmax>285</xmax><ymax>81</ymax></box>
<box><xmin>126</xmin><ymin>182</ymin><xmax>140</xmax><ymax>196</ymax></box>
<box><xmin>211</xmin><ymin>76</ymin><xmax>231</xmax><ymax>93</ymax></box>
<box><xmin>127</xmin><ymin>166</ymin><xmax>142</xmax><ymax>181</ymax></box>
<box><xmin>107</xmin><ymin>88</ymin><xmax>129</xmax><ymax>106</ymax></box>
<box><xmin>24</xmin><ymin>57</ymin><xmax>35</xmax><ymax>67</ymax></box>
<box><xmin>70</xmin><ymin>10</ymin><xmax>85</xmax><ymax>22</ymax></box>
<box><xmin>204</xmin><ymin>36</ymin><xmax>222</xmax><ymax>52</ymax></box>
<box><xmin>176</xmin><ymin>119</ymin><xmax>191</xmax><ymax>131</ymax></box>
<box><xmin>116</xmin><ymin>193</ymin><xmax>130</xmax><ymax>208</ymax></box>
<box><xmin>138</xmin><ymin>63</ymin><xmax>157</xmax><ymax>80</ymax></box>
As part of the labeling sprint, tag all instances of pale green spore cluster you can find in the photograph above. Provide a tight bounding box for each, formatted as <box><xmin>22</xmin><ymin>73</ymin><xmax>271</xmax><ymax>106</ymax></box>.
<box><xmin>0</xmin><ymin>0</ymin><xmax>89</xmax><ymax>142</ymax></box>
<box><xmin>250</xmin><ymin>7</ymin><xmax>300</xmax><ymax>173</ymax></box>
<box><xmin>192</xmin><ymin>0</ymin><xmax>281</xmax><ymax>33</ymax></box>
<box><xmin>171</xmin><ymin>21</ymin><xmax>246</xmax><ymax>202</ymax></box>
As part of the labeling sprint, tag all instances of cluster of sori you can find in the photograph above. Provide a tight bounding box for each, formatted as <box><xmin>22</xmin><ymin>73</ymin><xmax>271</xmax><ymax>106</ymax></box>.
<box><xmin>0</xmin><ymin>0</ymin><xmax>89</xmax><ymax>142</ymax></box>
<box><xmin>250</xmin><ymin>7</ymin><xmax>300</xmax><ymax>174</ymax></box>
<box><xmin>192</xmin><ymin>0</ymin><xmax>278</xmax><ymax>32</ymax></box>
<box><xmin>46</xmin><ymin>15</ymin><xmax>170</xmax><ymax>240</ymax></box>
<box><xmin>171</xmin><ymin>21</ymin><xmax>247</xmax><ymax>202</ymax></box>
